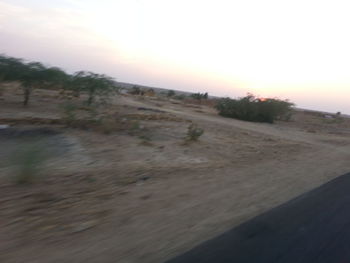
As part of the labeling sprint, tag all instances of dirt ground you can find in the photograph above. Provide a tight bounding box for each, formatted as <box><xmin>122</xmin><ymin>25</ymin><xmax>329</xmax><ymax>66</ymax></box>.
<box><xmin>1</xmin><ymin>86</ymin><xmax>350</xmax><ymax>263</ymax></box>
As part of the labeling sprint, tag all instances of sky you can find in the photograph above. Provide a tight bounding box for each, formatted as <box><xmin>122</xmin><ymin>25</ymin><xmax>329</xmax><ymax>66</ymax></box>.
<box><xmin>1</xmin><ymin>0</ymin><xmax>350</xmax><ymax>113</ymax></box>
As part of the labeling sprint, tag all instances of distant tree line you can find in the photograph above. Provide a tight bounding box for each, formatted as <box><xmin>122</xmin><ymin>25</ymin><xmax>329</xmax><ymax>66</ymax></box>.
<box><xmin>128</xmin><ymin>87</ymin><xmax>209</xmax><ymax>102</ymax></box>
<box><xmin>128</xmin><ymin>85</ymin><xmax>156</xmax><ymax>96</ymax></box>
<box><xmin>164</xmin><ymin>90</ymin><xmax>209</xmax><ymax>100</ymax></box>
<box><xmin>191</xmin><ymin>92</ymin><xmax>208</xmax><ymax>100</ymax></box>
<box><xmin>0</xmin><ymin>54</ymin><xmax>117</xmax><ymax>106</ymax></box>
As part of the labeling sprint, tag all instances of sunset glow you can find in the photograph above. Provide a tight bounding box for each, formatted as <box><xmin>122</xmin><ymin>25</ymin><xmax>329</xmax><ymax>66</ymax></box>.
<box><xmin>1</xmin><ymin>0</ymin><xmax>350</xmax><ymax>112</ymax></box>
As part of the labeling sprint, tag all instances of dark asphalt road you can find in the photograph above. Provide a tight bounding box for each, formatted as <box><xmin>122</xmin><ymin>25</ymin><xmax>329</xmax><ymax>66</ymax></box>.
<box><xmin>166</xmin><ymin>173</ymin><xmax>350</xmax><ymax>263</ymax></box>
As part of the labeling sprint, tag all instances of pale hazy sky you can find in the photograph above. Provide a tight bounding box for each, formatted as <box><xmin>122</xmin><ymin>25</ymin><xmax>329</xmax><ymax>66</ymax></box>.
<box><xmin>1</xmin><ymin>0</ymin><xmax>350</xmax><ymax>113</ymax></box>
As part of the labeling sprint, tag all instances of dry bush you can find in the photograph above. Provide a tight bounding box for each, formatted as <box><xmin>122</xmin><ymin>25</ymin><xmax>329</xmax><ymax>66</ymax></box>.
<box><xmin>96</xmin><ymin>117</ymin><xmax>119</xmax><ymax>134</ymax></box>
<box><xmin>186</xmin><ymin>123</ymin><xmax>204</xmax><ymax>141</ymax></box>
<box><xmin>138</xmin><ymin>134</ymin><xmax>153</xmax><ymax>146</ymax></box>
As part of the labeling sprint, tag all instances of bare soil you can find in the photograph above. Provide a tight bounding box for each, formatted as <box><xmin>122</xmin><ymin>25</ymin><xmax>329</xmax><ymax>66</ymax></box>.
<box><xmin>1</xmin><ymin>86</ymin><xmax>350</xmax><ymax>263</ymax></box>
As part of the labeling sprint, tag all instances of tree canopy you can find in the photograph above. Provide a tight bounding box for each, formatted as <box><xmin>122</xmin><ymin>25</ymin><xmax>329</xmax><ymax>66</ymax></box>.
<box><xmin>0</xmin><ymin>54</ymin><xmax>117</xmax><ymax>105</ymax></box>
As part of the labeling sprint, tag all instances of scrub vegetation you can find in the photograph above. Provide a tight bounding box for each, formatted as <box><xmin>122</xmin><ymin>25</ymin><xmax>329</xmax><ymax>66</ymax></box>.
<box><xmin>216</xmin><ymin>93</ymin><xmax>294</xmax><ymax>123</ymax></box>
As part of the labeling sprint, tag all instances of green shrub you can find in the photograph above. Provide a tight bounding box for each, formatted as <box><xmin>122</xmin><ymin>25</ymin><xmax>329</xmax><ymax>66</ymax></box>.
<box><xmin>216</xmin><ymin>94</ymin><xmax>294</xmax><ymax>123</ymax></box>
<box><xmin>174</xmin><ymin>94</ymin><xmax>186</xmax><ymax>100</ymax></box>
<box><xmin>129</xmin><ymin>86</ymin><xmax>143</xmax><ymax>95</ymax></box>
<box><xmin>60</xmin><ymin>101</ymin><xmax>78</xmax><ymax>125</ymax></box>
<box><xmin>11</xmin><ymin>142</ymin><xmax>46</xmax><ymax>184</ymax></box>
<box><xmin>131</xmin><ymin>120</ymin><xmax>140</xmax><ymax>130</ymax></box>
<box><xmin>167</xmin><ymin>90</ymin><xmax>175</xmax><ymax>97</ymax></box>
<box><xmin>186</xmin><ymin>123</ymin><xmax>204</xmax><ymax>141</ymax></box>
<box><xmin>85</xmin><ymin>105</ymin><xmax>98</xmax><ymax>121</ymax></box>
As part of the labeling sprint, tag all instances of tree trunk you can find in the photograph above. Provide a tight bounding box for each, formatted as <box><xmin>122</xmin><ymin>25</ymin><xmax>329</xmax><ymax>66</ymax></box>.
<box><xmin>0</xmin><ymin>75</ymin><xmax>4</xmax><ymax>97</ymax></box>
<box><xmin>73</xmin><ymin>89</ymin><xmax>80</xmax><ymax>98</ymax></box>
<box><xmin>87</xmin><ymin>91</ymin><xmax>94</xmax><ymax>105</ymax></box>
<box><xmin>23</xmin><ymin>86</ymin><xmax>31</xmax><ymax>106</ymax></box>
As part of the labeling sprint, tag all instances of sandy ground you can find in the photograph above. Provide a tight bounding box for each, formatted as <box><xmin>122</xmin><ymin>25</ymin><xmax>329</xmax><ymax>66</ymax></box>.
<box><xmin>1</xmin><ymin>86</ymin><xmax>350</xmax><ymax>263</ymax></box>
